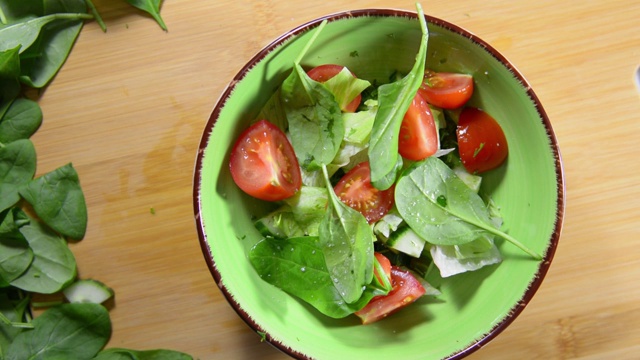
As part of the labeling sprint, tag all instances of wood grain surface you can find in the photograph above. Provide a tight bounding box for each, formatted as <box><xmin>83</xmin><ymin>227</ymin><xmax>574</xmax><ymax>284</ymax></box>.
<box><xmin>32</xmin><ymin>0</ymin><xmax>640</xmax><ymax>359</ymax></box>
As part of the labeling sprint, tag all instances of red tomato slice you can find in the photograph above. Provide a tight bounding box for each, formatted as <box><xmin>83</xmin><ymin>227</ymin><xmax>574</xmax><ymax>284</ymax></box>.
<box><xmin>333</xmin><ymin>162</ymin><xmax>394</xmax><ymax>223</ymax></box>
<box><xmin>398</xmin><ymin>93</ymin><xmax>439</xmax><ymax>161</ymax></box>
<box><xmin>456</xmin><ymin>107</ymin><xmax>509</xmax><ymax>174</ymax></box>
<box><xmin>374</xmin><ymin>252</ymin><xmax>392</xmax><ymax>285</ymax></box>
<box><xmin>307</xmin><ymin>64</ymin><xmax>362</xmax><ymax>112</ymax></box>
<box><xmin>229</xmin><ymin>119</ymin><xmax>302</xmax><ymax>201</ymax></box>
<box><xmin>355</xmin><ymin>266</ymin><xmax>426</xmax><ymax>325</ymax></box>
<box><xmin>418</xmin><ymin>70</ymin><xmax>474</xmax><ymax>109</ymax></box>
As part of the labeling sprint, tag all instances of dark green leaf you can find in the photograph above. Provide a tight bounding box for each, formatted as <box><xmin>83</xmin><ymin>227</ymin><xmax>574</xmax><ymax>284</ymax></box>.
<box><xmin>368</xmin><ymin>5</ymin><xmax>429</xmax><ymax>190</ymax></box>
<box><xmin>0</xmin><ymin>290</ymin><xmax>30</xmax><ymax>358</ymax></box>
<box><xmin>0</xmin><ymin>97</ymin><xmax>43</xmax><ymax>143</ymax></box>
<box><xmin>249</xmin><ymin>236</ymin><xmax>381</xmax><ymax>319</ymax></box>
<box><xmin>0</xmin><ymin>46</ymin><xmax>21</xmax><ymax>79</ymax></box>
<box><xmin>19</xmin><ymin>163</ymin><xmax>88</xmax><ymax>240</ymax></box>
<box><xmin>10</xmin><ymin>219</ymin><xmax>77</xmax><ymax>294</ymax></box>
<box><xmin>0</xmin><ymin>210</ymin><xmax>34</xmax><ymax>287</ymax></box>
<box><xmin>0</xmin><ymin>139</ymin><xmax>37</xmax><ymax>213</ymax></box>
<box><xmin>281</xmin><ymin>64</ymin><xmax>344</xmax><ymax>169</ymax></box>
<box><xmin>317</xmin><ymin>165</ymin><xmax>373</xmax><ymax>304</ymax></box>
<box><xmin>125</xmin><ymin>0</ymin><xmax>167</xmax><ymax>31</ymax></box>
<box><xmin>5</xmin><ymin>303</ymin><xmax>111</xmax><ymax>360</ymax></box>
<box><xmin>93</xmin><ymin>348</ymin><xmax>194</xmax><ymax>360</ymax></box>
<box><xmin>0</xmin><ymin>1</ymin><xmax>44</xmax><ymax>25</ymax></box>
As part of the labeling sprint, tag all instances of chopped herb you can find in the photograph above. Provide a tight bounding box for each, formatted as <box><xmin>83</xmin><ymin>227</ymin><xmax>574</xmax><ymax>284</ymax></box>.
<box><xmin>437</xmin><ymin>195</ymin><xmax>448</xmax><ymax>207</ymax></box>
<box><xmin>350</xmin><ymin>50</ymin><xmax>359</xmax><ymax>57</ymax></box>
<box><xmin>473</xmin><ymin>142</ymin><xmax>485</xmax><ymax>157</ymax></box>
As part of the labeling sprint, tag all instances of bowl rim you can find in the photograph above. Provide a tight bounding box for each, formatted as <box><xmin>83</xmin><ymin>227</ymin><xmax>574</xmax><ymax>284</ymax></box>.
<box><xmin>193</xmin><ymin>8</ymin><xmax>565</xmax><ymax>360</ymax></box>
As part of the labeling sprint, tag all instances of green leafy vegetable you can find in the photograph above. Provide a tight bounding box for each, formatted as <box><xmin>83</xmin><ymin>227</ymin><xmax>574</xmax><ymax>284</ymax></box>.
<box><xmin>19</xmin><ymin>163</ymin><xmax>88</xmax><ymax>240</ymax></box>
<box><xmin>321</xmin><ymin>67</ymin><xmax>371</xmax><ymax>111</ymax></box>
<box><xmin>125</xmin><ymin>0</ymin><xmax>168</xmax><ymax>31</ymax></box>
<box><xmin>395</xmin><ymin>157</ymin><xmax>541</xmax><ymax>259</ymax></box>
<box><xmin>10</xmin><ymin>219</ymin><xmax>77</xmax><ymax>294</ymax></box>
<box><xmin>0</xmin><ymin>12</ymin><xmax>92</xmax><ymax>54</ymax></box>
<box><xmin>0</xmin><ymin>46</ymin><xmax>21</xmax><ymax>79</ymax></box>
<box><xmin>0</xmin><ymin>210</ymin><xmax>33</xmax><ymax>287</ymax></box>
<box><xmin>0</xmin><ymin>139</ymin><xmax>37</xmax><ymax>213</ymax></box>
<box><xmin>5</xmin><ymin>303</ymin><xmax>111</xmax><ymax>360</ymax></box>
<box><xmin>249</xmin><ymin>236</ymin><xmax>382</xmax><ymax>318</ymax></box>
<box><xmin>0</xmin><ymin>98</ymin><xmax>43</xmax><ymax>143</ymax></box>
<box><xmin>368</xmin><ymin>3</ymin><xmax>429</xmax><ymax>190</ymax></box>
<box><xmin>318</xmin><ymin>165</ymin><xmax>373</xmax><ymax>304</ymax></box>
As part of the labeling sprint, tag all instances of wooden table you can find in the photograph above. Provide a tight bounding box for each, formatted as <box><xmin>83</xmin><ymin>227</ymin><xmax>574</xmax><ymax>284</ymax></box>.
<box><xmin>34</xmin><ymin>0</ymin><xmax>640</xmax><ymax>358</ymax></box>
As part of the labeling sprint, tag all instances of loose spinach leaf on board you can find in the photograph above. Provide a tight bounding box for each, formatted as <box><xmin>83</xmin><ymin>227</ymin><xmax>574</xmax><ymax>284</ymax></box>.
<box><xmin>0</xmin><ymin>97</ymin><xmax>43</xmax><ymax>143</ymax></box>
<box><xmin>0</xmin><ymin>12</ymin><xmax>92</xmax><ymax>54</ymax></box>
<box><xmin>19</xmin><ymin>0</ymin><xmax>88</xmax><ymax>88</ymax></box>
<box><xmin>19</xmin><ymin>163</ymin><xmax>88</xmax><ymax>240</ymax></box>
<box><xmin>0</xmin><ymin>291</ymin><xmax>30</xmax><ymax>358</ymax></box>
<box><xmin>0</xmin><ymin>46</ymin><xmax>21</xmax><ymax>79</ymax></box>
<box><xmin>249</xmin><ymin>236</ymin><xmax>383</xmax><ymax>319</ymax></box>
<box><xmin>125</xmin><ymin>0</ymin><xmax>168</xmax><ymax>31</ymax></box>
<box><xmin>368</xmin><ymin>4</ymin><xmax>429</xmax><ymax>190</ymax></box>
<box><xmin>0</xmin><ymin>139</ymin><xmax>37</xmax><ymax>213</ymax></box>
<box><xmin>94</xmin><ymin>348</ymin><xmax>194</xmax><ymax>360</ymax></box>
<box><xmin>5</xmin><ymin>303</ymin><xmax>111</xmax><ymax>360</ymax></box>
<box><xmin>395</xmin><ymin>157</ymin><xmax>541</xmax><ymax>259</ymax></box>
<box><xmin>0</xmin><ymin>211</ymin><xmax>33</xmax><ymax>287</ymax></box>
<box><xmin>281</xmin><ymin>63</ymin><xmax>344</xmax><ymax>170</ymax></box>
<box><xmin>10</xmin><ymin>219</ymin><xmax>77</xmax><ymax>294</ymax></box>
<box><xmin>318</xmin><ymin>165</ymin><xmax>373</xmax><ymax>304</ymax></box>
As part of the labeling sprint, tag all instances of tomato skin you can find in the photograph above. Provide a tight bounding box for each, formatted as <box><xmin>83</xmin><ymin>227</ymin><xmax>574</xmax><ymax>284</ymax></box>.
<box><xmin>374</xmin><ymin>252</ymin><xmax>392</xmax><ymax>285</ymax></box>
<box><xmin>306</xmin><ymin>64</ymin><xmax>362</xmax><ymax>112</ymax></box>
<box><xmin>333</xmin><ymin>162</ymin><xmax>394</xmax><ymax>223</ymax></box>
<box><xmin>355</xmin><ymin>266</ymin><xmax>426</xmax><ymax>325</ymax></box>
<box><xmin>229</xmin><ymin>120</ymin><xmax>302</xmax><ymax>201</ymax></box>
<box><xmin>398</xmin><ymin>93</ymin><xmax>439</xmax><ymax>161</ymax></box>
<box><xmin>418</xmin><ymin>70</ymin><xmax>474</xmax><ymax>109</ymax></box>
<box><xmin>456</xmin><ymin>107</ymin><xmax>509</xmax><ymax>174</ymax></box>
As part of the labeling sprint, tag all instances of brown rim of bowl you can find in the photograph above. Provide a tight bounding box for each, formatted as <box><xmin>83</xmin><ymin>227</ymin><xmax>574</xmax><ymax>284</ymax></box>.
<box><xmin>193</xmin><ymin>8</ymin><xmax>565</xmax><ymax>360</ymax></box>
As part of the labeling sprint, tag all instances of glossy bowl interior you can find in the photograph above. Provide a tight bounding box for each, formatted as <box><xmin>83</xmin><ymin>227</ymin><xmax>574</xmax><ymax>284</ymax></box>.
<box><xmin>194</xmin><ymin>9</ymin><xmax>564</xmax><ymax>360</ymax></box>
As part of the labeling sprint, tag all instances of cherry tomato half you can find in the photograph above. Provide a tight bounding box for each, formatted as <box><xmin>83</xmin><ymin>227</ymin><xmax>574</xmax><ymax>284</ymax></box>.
<box><xmin>398</xmin><ymin>93</ymin><xmax>439</xmax><ymax>161</ymax></box>
<box><xmin>229</xmin><ymin>119</ymin><xmax>302</xmax><ymax>201</ymax></box>
<box><xmin>418</xmin><ymin>70</ymin><xmax>474</xmax><ymax>109</ymax></box>
<box><xmin>354</xmin><ymin>266</ymin><xmax>426</xmax><ymax>325</ymax></box>
<box><xmin>333</xmin><ymin>162</ymin><xmax>394</xmax><ymax>223</ymax></box>
<box><xmin>456</xmin><ymin>107</ymin><xmax>508</xmax><ymax>174</ymax></box>
<box><xmin>307</xmin><ymin>64</ymin><xmax>362</xmax><ymax>112</ymax></box>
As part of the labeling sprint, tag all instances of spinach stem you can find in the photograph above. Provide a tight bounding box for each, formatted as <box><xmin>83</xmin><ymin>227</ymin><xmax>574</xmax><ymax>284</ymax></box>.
<box><xmin>0</xmin><ymin>312</ymin><xmax>34</xmax><ymax>329</ymax></box>
<box><xmin>85</xmin><ymin>0</ymin><xmax>107</xmax><ymax>32</ymax></box>
<box><xmin>294</xmin><ymin>20</ymin><xmax>327</xmax><ymax>64</ymax></box>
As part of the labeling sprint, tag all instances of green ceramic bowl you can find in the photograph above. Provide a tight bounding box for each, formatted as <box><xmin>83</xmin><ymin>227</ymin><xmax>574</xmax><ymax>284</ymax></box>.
<box><xmin>194</xmin><ymin>8</ymin><xmax>564</xmax><ymax>360</ymax></box>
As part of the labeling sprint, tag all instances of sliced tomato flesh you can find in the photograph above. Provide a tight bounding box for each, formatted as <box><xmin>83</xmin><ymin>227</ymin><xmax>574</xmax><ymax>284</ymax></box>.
<box><xmin>307</xmin><ymin>64</ymin><xmax>362</xmax><ymax>112</ymax></box>
<box><xmin>456</xmin><ymin>107</ymin><xmax>508</xmax><ymax>174</ymax></box>
<box><xmin>333</xmin><ymin>162</ymin><xmax>394</xmax><ymax>223</ymax></box>
<box><xmin>418</xmin><ymin>70</ymin><xmax>474</xmax><ymax>109</ymax></box>
<box><xmin>355</xmin><ymin>266</ymin><xmax>426</xmax><ymax>325</ymax></box>
<box><xmin>229</xmin><ymin>119</ymin><xmax>302</xmax><ymax>201</ymax></box>
<box><xmin>399</xmin><ymin>92</ymin><xmax>439</xmax><ymax>161</ymax></box>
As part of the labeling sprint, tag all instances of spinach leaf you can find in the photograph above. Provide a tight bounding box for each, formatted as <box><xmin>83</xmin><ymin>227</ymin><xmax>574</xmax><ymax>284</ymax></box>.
<box><xmin>5</xmin><ymin>303</ymin><xmax>111</xmax><ymax>360</ymax></box>
<box><xmin>0</xmin><ymin>210</ymin><xmax>33</xmax><ymax>287</ymax></box>
<box><xmin>0</xmin><ymin>12</ymin><xmax>92</xmax><ymax>54</ymax></box>
<box><xmin>0</xmin><ymin>98</ymin><xmax>42</xmax><ymax>143</ymax></box>
<box><xmin>19</xmin><ymin>163</ymin><xmax>88</xmax><ymax>240</ymax></box>
<box><xmin>395</xmin><ymin>157</ymin><xmax>541</xmax><ymax>259</ymax></box>
<box><xmin>281</xmin><ymin>63</ymin><xmax>344</xmax><ymax>170</ymax></box>
<box><xmin>19</xmin><ymin>0</ymin><xmax>87</xmax><ymax>88</ymax></box>
<box><xmin>94</xmin><ymin>348</ymin><xmax>194</xmax><ymax>360</ymax></box>
<box><xmin>318</xmin><ymin>165</ymin><xmax>373</xmax><ymax>304</ymax></box>
<box><xmin>0</xmin><ymin>290</ymin><xmax>31</xmax><ymax>358</ymax></box>
<box><xmin>0</xmin><ymin>46</ymin><xmax>21</xmax><ymax>79</ymax></box>
<box><xmin>10</xmin><ymin>219</ymin><xmax>77</xmax><ymax>294</ymax></box>
<box><xmin>249</xmin><ymin>236</ymin><xmax>382</xmax><ymax>318</ymax></box>
<box><xmin>368</xmin><ymin>4</ymin><xmax>429</xmax><ymax>190</ymax></box>
<box><xmin>0</xmin><ymin>139</ymin><xmax>37</xmax><ymax>213</ymax></box>
<box><xmin>125</xmin><ymin>0</ymin><xmax>168</xmax><ymax>31</ymax></box>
